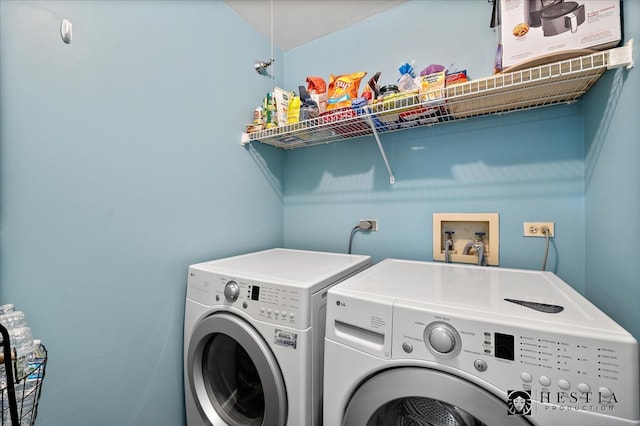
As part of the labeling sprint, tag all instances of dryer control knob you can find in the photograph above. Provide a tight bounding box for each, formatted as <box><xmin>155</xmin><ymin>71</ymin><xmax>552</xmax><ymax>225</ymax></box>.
<box><xmin>424</xmin><ymin>322</ymin><xmax>462</xmax><ymax>358</ymax></box>
<box><xmin>224</xmin><ymin>281</ymin><xmax>240</xmax><ymax>302</ymax></box>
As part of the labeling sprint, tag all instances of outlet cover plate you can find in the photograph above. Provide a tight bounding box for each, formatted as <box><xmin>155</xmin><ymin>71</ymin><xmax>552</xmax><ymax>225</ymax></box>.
<box><xmin>523</xmin><ymin>222</ymin><xmax>554</xmax><ymax>237</ymax></box>
<box><xmin>360</xmin><ymin>219</ymin><xmax>378</xmax><ymax>231</ymax></box>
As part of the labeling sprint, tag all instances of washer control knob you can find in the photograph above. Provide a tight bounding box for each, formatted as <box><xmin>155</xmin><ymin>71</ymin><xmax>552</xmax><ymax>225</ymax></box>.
<box><xmin>224</xmin><ymin>280</ymin><xmax>240</xmax><ymax>302</ymax></box>
<box><xmin>430</xmin><ymin>327</ymin><xmax>456</xmax><ymax>353</ymax></box>
<box><xmin>402</xmin><ymin>342</ymin><xmax>414</xmax><ymax>353</ymax></box>
<box><xmin>424</xmin><ymin>322</ymin><xmax>461</xmax><ymax>358</ymax></box>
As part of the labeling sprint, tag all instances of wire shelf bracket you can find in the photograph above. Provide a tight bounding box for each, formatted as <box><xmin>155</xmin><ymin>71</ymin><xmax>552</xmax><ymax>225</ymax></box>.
<box><xmin>608</xmin><ymin>38</ymin><xmax>634</xmax><ymax>70</ymax></box>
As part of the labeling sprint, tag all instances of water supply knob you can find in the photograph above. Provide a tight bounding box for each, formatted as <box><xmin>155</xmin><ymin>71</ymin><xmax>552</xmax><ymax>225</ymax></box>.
<box><xmin>424</xmin><ymin>322</ymin><xmax>462</xmax><ymax>358</ymax></box>
<box><xmin>224</xmin><ymin>281</ymin><xmax>239</xmax><ymax>302</ymax></box>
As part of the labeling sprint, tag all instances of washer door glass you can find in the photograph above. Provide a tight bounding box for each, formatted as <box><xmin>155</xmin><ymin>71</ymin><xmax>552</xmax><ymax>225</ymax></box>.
<box><xmin>187</xmin><ymin>313</ymin><xmax>287</xmax><ymax>426</ymax></box>
<box><xmin>344</xmin><ymin>368</ymin><xmax>533</xmax><ymax>426</ymax></box>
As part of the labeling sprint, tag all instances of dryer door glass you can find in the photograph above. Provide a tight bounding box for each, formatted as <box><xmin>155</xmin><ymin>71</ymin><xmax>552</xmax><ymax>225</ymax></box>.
<box><xmin>344</xmin><ymin>368</ymin><xmax>533</xmax><ymax>426</ymax></box>
<box><xmin>187</xmin><ymin>313</ymin><xmax>287</xmax><ymax>426</ymax></box>
<box><xmin>203</xmin><ymin>333</ymin><xmax>264</xmax><ymax>424</ymax></box>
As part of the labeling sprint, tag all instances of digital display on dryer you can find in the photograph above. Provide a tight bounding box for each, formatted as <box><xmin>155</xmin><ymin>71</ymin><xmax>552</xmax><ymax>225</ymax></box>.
<box><xmin>251</xmin><ymin>285</ymin><xmax>260</xmax><ymax>301</ymax></box>
<box><xmin>495</xmin><ymin>333</ymin><xmax>515</xmax><ymax>361</ymax></box>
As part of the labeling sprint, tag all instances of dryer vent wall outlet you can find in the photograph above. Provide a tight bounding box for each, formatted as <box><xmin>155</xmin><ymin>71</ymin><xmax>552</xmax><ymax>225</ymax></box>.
<box><xmin>523</xmin><ymin>222</ymin><xmax>555</xmax><ymax>237</ymax></box>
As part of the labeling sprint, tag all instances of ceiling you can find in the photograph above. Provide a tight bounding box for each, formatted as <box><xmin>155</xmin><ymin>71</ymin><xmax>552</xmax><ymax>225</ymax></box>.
<box><xmin>223</xmin><ymin>0</ymin><xmax>408</xmax><ymax>51</ymax></box>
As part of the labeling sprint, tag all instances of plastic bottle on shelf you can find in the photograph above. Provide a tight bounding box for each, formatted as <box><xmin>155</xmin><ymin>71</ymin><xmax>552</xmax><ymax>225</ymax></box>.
<box><xmin>264</xmin><ymin>92</ymin><xmax>277</xmax><ymax>128</ymax></box>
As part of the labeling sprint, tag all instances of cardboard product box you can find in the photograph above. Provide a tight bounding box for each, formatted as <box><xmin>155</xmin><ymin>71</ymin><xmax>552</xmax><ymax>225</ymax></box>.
<box><xmin>499</xmin><ymin>0</ymin><xmax>621</xmax><ymax>69</ymax></box>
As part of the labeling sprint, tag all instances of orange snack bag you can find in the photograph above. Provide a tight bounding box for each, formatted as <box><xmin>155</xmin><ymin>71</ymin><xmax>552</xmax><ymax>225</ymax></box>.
<box><xmin>326</xmin><ymin>71</ymin><xmax>367</xmax><ymax>111</ymax></box>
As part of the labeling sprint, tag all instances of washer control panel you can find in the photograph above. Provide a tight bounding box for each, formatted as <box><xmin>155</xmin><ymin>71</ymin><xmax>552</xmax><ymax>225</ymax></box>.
<box><xmin>392</xmin><ymin>303</ymin><xmax>639</xmax><ymax>420</ymax></box>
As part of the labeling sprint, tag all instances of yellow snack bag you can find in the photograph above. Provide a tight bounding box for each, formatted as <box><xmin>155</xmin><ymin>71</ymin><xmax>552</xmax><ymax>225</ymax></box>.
<box><xmin>326</xmin><ymin>71</ymin><xmax>367</xmax><ymax>111</ymax></box>
<box><xmin>287</xmin><ymin>95</ymin><xmax>301</xmax><ymax>124</ymax></box>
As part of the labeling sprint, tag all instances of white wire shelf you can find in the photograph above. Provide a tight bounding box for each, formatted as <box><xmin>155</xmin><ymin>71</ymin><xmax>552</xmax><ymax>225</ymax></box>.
<box><xmin>241</xmin><ymin>41</ymin><xmax>633</xmax><ymax>183</ymax></box>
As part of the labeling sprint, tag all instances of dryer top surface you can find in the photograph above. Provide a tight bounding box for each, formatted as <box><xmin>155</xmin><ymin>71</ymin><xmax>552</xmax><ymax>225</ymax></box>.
<box><xmin>190</xmin><ymin>248</ymin><xmax>370</xmax><ymax>290</ymax></box>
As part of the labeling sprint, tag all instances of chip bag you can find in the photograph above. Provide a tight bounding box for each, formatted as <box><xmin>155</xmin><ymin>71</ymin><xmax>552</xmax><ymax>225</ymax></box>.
<box><xmin>306</xmin><ymin>76</ymin><xmax>327</xmax><ymax>114</ymax></box>
<box><xmin>326</xmin><ymin>71</ymin><xmax>367</xmax><ymax>111</ymax></box>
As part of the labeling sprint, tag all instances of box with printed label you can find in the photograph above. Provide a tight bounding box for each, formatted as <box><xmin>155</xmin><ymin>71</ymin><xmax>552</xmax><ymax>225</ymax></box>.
<box><xmin>499</xmin><ymin>0</ymin><xmax>621</xmax><ymax>69</ymax></box>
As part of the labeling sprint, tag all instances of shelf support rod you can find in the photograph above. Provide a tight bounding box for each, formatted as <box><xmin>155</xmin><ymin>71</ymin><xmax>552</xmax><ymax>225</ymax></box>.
<box><xmin>364</xmin><ymin>108</ymin><xmax>395</xmax><ymax>184</ymax></box>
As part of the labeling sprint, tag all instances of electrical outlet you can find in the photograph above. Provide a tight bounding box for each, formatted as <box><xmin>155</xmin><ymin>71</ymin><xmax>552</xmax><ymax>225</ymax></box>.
<box><xmin>359</xmin><ymin>219</ymin><xmax>378</xmax><ymax>231</ymax></box>
<box><xmin>523</xmin><ymin>222</ymin><xmax>554</xmax><ymax>237</ymax></box>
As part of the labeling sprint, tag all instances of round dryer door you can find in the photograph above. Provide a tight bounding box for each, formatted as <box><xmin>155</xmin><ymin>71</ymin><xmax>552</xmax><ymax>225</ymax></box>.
<box><xmin>187</xmin><ymin>312</ymin><xmax>287</xmax><ymax>426</ymax></box>
<box><xmin>344</xmin><ymin>368</ymin><xmax>534</xmax><ymax>426</ymax></box>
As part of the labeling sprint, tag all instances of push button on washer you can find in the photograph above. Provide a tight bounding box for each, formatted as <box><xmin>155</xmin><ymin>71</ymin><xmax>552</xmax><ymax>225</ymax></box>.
<box><xmin>402</xmin><ymin>342</ymin><xmax>413</xmax><ymax>353</ymax></box>
<box><xmin>578</xmin><ymin>383</ymin><xmax>591</xmax><ymax>393</ymax></box>
<box><xmin>539</xmin><ymin>376</ymin><xmax>552</xmax><ymax>387</ymax></box>
<box><xmin>558</xmin><ymin>379</ymin><xmax>571</xmax><ymax>390</ymax></box>
<box><xmin>520</xmin><ymin>372</ymin><xmax>532</xmax><ymax>383</ymax></box>
<box><xmin>599</xmin><ymin>387</ymin><xmax>613</xmax><ymax>398</ymax></box>
<box><xmin>474</xmin><ymin>359</ymin><xmax>488</xmax><ymax>372</ymax></box>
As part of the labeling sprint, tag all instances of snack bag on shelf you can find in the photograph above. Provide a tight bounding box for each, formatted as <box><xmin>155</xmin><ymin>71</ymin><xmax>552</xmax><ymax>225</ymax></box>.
<box><xmin>274</xmin><ymin>87</ymin><xmax>293</xmax><ymax>126</ymax></box>
<box><xmin>287</xmin><ymin>95</ymin><xmax>301</xmax><ymax>125</ymax></box>
<box><xmin>362</xmin><ymin>72</ymin><xmax>381</xmax><ymax>101</ymax></box>
<box><xmin>306</xmin><ymin>76</ymin><xmax>327</xmax><ymax>114</ymax></box>
<box><xmin>419</xmin><ymin>71</ymin><xmax>446</xmax><ymax>102</ymax></box>
<box><xmin>326</xmin><ymin>71</ymin><xmax>366</xmax><ymax>112</ymax></box>
<box><xmin>445</xmin><ymin>70</ymin><xmax>469</xmax><ymax>87</ymax></box>
<box><xmin>298</xmin><ymin>86</ymin><xmax>319</xmax><ymax>120</ymax></box>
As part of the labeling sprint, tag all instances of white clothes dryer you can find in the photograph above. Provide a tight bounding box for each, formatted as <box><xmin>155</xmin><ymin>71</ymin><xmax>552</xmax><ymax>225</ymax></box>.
<box><xmin>324</xmin><ymin>259</ymin><xmax>639</xmax><ymax>426</ymax></box>
<box><xmin>183</xmin><ymin>248</ymin><xmax>370</xmax><ymax>426</ymax></box>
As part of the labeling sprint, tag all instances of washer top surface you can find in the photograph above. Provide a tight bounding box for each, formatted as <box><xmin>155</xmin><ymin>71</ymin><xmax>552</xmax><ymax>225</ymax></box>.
<box><xmin>331</xmin><ymin>258</ymin><xmax>629</xmax><ymax>336</ymax></box>
<box><xmin>190</xmin><ymin>248</ymin><xmax>370</xmax><ymax>291</ymax></box>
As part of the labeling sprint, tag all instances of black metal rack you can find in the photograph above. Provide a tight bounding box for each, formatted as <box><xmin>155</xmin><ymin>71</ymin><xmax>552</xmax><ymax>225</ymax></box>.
<box><xmin>0</xmin><ymin>324</ymin><xmax>47</xmax><ymax>425</ymax></box>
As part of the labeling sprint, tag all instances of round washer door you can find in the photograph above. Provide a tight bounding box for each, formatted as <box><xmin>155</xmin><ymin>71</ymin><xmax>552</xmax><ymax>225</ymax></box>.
<box><xmin>344</xmin><ymin>368</ymin><xmax>534</xmax><ymax>426</ymax></box>
<box><xmin>187</xmin><ymin>312</ymin><xmax>287</xmax><ymax>426</ymax></box>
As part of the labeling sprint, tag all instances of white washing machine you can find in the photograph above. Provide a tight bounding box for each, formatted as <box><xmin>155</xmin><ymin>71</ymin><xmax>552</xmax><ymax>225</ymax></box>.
<box><xmin>183</xmin><ymin>248</ymin><xmax>370</xmax><ymax>426</ymax></box>
<box><xmin>324</xmin><ymin>258</ymin><xmax>640</xmax><ymax>425</ymax></box>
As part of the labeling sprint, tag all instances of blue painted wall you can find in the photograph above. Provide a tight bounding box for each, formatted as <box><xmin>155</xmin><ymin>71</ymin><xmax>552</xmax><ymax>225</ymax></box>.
<box><xmin>583</xmin><ymin>0</ymin><xmax>640</xmax><ymax>340</ymax></box>
<box><xmin>1</xmin><ymin>0</ymin><xmax>638</xmax><ymax>425</ymax></box>
<box><xmin>283</xmin><ymin>0</ymin><xmax>587</xmax><ymax>290</ymax></box>
<box><xmin>283</xmin><ymin>0</ymin><xmax>639</xmax><ymax>340</ymax></box>
<box><xmin>0</xmin><ymin>1</ymin><xmax>283</xmax><ymax>424</ymax></box>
